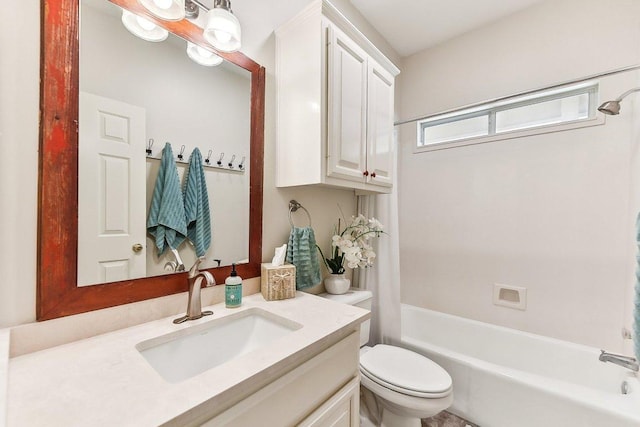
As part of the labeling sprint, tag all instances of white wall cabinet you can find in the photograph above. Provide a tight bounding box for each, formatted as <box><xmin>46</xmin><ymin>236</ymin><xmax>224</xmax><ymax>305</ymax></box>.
<box><xmin>276</xmin><ymin>0</ymin><xmax>399</xmax><ymax>194</ymax></box>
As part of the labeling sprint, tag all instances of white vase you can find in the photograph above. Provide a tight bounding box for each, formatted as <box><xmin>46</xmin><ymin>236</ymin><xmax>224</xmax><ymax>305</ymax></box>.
<box><xmin>324</xmin><ymin>273</ymin><xmax>351</xmax><ymax>295</ymax></box>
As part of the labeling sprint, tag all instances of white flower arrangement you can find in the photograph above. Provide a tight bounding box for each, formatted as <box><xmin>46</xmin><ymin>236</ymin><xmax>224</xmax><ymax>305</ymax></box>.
<box><xmin>317</xmin><ymin>214</ymin><xmax>384</xmax><ymax>274</ymax></box>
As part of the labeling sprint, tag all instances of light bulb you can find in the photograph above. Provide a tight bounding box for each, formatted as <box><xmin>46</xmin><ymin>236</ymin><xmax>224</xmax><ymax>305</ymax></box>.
<box><xmin>196</xmin><ymin>46</ymin><xmax>214</xmax><ymax>58</ymax></box>
<box><xmin>213</xmin><ymin>30</ymin><xmax>232</xmax><ymax>44</ymax></box>
<box><xmin>138</xmin><ymin>0</ymin><xmax>185</xmax><ymax>21</ymax></box>
<box><xmin>203</xmin><ymin>8</ymin><xmax>241</xmax><ymax>52</ymax></box>
<box><xmin>152</xmin><ymin>0</ymin><xmax>173</xmax><ymax>9</ymax></box>
<box><xmin>121</xmin><ymin>9</ymin><xmax>168</xmax><ymax>42</ymax></box>
<box><xmin>135</xmin><ymin>16</ymin><xmax>157</xmax><ymax>31</ymax></box>
<box><xmin>187</xmin><ymin>42</ymin><xmax>223</xmax><ymax>67</ymax></box>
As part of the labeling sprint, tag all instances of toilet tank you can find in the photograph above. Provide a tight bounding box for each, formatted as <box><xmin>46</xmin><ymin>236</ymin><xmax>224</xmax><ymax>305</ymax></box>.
<box><xmin>320</xmin><ymin>289</ymin><xmax>372</xmax><ymax>347</ymax></box>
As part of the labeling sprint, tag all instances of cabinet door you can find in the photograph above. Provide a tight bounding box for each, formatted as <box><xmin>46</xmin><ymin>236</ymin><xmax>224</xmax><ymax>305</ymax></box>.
<box><xmin>298</xmin><ymin>377</ymin><xmax>360</xmax><ymax>427</ymax></box>
<box><xmin>326</xmin><ymin>24</ymin><xmax>368</xmax><ymax>183</ymax></box>
<box><xmin>366</xmin><ymin>61</ymin><xmax>394</xmax><ymax>188</ymax></box>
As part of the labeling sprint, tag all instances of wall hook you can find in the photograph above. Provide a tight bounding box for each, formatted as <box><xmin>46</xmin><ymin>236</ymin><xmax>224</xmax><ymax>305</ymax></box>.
<box><xmin>205</xmin><ymin>149</ymin><xmax>213</xmax><ymax>164</ymax></box>
<box><xmin>228</xmin><ymin>154</ymin><xmax>236</xmax><ymax>168</ymax></box>
<box><xmin>146</xmin><ymin>138</ymin><xmax>154</xmax><ymax>156</ymax></box>
<box><xmin>177</xmin><ymin>145</ymin><xmax>186</xmax><ymax>161</ymax></box>
<box><xmin>238</xmin><ymin>156</ymin><xmax>246</xmax><ymax>170</ymax></box>
<box><xmin>217</xmin><ymin>152</ymin><xmax>225</xmax><ymax>166</ymax></box>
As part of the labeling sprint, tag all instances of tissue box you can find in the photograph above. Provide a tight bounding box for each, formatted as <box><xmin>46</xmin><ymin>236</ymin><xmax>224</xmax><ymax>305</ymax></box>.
<box><xmin>261</xmin><ymin>263</ymin><xmax>296</xmax><ymax>301</ymax></box>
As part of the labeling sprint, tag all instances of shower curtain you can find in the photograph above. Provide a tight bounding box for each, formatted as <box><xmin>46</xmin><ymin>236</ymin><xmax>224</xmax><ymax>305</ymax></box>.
<box><xmin>635</xmin><ymin>213</ymin><xmax>640</xmax><ymax>363</ymax></box>
<box><xmin>355</xmin><ymin>159</ymin><xmax>402</xmax><ymax>345</ymax></box>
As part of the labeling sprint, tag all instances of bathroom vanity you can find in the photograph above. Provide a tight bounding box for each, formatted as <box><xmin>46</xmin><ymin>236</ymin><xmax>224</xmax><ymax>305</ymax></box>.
<box><xmin>3</xmin><ymin>293</ymin><xmax>369</xmax><ymax>426</ymax></box>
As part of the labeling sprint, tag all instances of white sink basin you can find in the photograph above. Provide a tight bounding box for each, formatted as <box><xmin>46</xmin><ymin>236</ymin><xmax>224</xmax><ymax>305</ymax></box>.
<box><xmin>136</xmin><ymin>308</ymin><xmax>302</xmax><ymax>383</ymax></box>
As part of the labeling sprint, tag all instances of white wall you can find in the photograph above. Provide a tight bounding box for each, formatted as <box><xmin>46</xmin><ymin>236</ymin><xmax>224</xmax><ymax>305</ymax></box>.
<box><xmin>0</xmin><ymin>0</ymin><xmax>398</xmax><ymax>327</ymax></box>
<box><xmin>0</xmin><ymin>0</ymin><xmax>40</xmax><ymax>327</ymax></box>
<box><xmin>398</xmin><ymin>0</ymin><xmax>640</xmax><ymax>351</ymax></box>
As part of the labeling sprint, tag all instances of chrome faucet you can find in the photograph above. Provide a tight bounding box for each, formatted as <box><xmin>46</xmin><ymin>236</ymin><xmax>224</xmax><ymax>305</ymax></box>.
<box><xmin>173</xmin><ymin>257</ymin><xmax>215</xmax><ymax>324</ymax></box>
<box><xmin>599</xmin><ymin>350</ymin><xmax>639</xmax><ymax>372</ymax></box>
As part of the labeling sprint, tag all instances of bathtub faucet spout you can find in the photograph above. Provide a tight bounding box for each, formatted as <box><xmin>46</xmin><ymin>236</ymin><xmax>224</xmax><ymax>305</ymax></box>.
<box><xmin>599</xmin><ymin>350</ymin><xmax>639</xmax><ymax>372</ymax></box>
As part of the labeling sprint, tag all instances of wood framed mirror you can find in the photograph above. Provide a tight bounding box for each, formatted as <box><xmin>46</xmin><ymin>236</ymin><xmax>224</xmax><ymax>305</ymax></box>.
<box><xmin>38</xmin><ymin>0</ymin><xmax>264</xmax><ymax>320</ymax></box>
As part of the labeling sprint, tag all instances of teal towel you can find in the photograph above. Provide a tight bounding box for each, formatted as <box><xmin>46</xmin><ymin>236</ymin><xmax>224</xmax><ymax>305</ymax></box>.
<box><xmin>286</xmin><ymin>227</ymin><xmax>322</xmax><ymax>290</ymax></box>
<box><xmin>147</xmin><ymin>143</ymin><xmax>188</xmax><ymax>255</ymax></box>
<box><xmin>183</xmin><ymin>148</ymin><xmax>211</xmax><ymax>257</ymax></box>
<box><xmin>635</xmin><ymin>212</ymin><xmax>640</xmax><ymax>362</ymax></box>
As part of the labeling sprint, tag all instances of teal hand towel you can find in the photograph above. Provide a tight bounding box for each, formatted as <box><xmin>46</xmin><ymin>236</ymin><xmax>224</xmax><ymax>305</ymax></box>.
<box><xmin>147</xmin><ymin>143</ymin><xmax>188</xmax><ymax>255</ymax></box>
<box><xmin>183</xmin><ymin>147</ymin><xmax>211</xmax><ymax>257</ymax></box>
<box><xmin>286</xmin><ymin>226</ymin><xmax>322</xmax><ymax>290</ymax></box>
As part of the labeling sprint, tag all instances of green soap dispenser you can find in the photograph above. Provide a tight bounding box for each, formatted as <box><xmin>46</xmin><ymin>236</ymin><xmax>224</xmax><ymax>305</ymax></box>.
<box><xmin>225</xmin><ymin>263</ymin><xmax>242</xmax><ymax>308</ymax></box>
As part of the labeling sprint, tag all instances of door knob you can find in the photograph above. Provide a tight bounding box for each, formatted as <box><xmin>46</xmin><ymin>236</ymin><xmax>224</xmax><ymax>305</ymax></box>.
<box><xmin>132</xmin><ymin>243</ymin><xmax>144</xmax><ymax>253</ymax></box>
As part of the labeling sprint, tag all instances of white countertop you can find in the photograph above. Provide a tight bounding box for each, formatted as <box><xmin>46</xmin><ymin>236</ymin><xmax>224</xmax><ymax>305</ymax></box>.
<box><xmin>5</xmin><ymin>292</ymin><xmax>369</xmax><ymax>426</ymax></box>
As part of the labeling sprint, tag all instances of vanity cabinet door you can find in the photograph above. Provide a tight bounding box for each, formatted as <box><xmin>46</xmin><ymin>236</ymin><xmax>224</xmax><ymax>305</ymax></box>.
<box><xmin>326</xmin><ymin>24</ymin><xmax>368</xmax><ymax>184</ymax></box>
<box><xmin>298</xmin><ymin>377</ymin><xmax>360</xmax><ymax>427</ymax></box>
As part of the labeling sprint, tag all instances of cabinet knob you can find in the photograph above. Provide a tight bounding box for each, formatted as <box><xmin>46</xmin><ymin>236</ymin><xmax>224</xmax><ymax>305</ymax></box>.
<box><xmin>371</xmin><ymin>172</ymin><xmax>376</xmax><ymax>178</ymax></box>
<box><xmin>363</xmin><ymin>171</ymin><xmax>369</xmax><ymax>176</ymax></box>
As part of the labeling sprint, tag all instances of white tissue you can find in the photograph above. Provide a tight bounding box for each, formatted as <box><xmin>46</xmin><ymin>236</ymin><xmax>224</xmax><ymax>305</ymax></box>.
<box><xmin>271</xmin><ymin>244</ymin><xmax>287</xmax><ymax>266</ymax></box>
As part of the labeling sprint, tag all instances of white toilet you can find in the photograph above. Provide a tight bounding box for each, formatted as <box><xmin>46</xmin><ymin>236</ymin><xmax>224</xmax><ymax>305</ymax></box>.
<box><xmin>320</xmin><ymin>289</ymin><xmax>453</xmax><ymax>427</ymax></box>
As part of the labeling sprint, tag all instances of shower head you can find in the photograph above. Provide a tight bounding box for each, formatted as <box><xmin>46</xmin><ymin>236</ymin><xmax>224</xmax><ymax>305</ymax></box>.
<box><xmin>598</xmin><ymin>87</ymin><xmax>640</xmax><ymax>115</ymax></box>
<box><xmin>597</xmin><ymin>100</ymin><xmax>621</xmax><ymax>115</ymax></box>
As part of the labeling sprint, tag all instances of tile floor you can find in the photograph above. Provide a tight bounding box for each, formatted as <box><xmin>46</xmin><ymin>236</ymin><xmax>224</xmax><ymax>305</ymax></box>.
<box><xmin>422</xmin><ymin>411</ymin><xmax>479</xmax><ymax>427</ymax></box>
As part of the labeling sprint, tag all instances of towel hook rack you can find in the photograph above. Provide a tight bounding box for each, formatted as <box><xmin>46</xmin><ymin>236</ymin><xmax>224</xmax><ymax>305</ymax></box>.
<box><xmin>146</xmin><ymin>138</ymin><xmax>154</xmax><ymax>156</ymax></box>
<box><xmin>217</xmin><ymin>152</ymin><xmax>225</xmax><ymax>166</ymax></box>
<box><xmin>177</xmin><ymin>145</ymin><xmax>186</xmax><ymax>161</ymax></box>
<box><xmin>205</xmin><ymin>149</ymin><xmax>213</xmax><ymax>164</ymax></box>
<box><xmin>289</xmin><ymin>200</ymin><xmax>312</xmax><ymax>228</ymax></box>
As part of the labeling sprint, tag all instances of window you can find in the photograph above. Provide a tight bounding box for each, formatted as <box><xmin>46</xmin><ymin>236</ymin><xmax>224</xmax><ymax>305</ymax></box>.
<box><xmin>417</xmin><ymin>82</ymin><xmax>599</xmax><ymax>151</ymax></box>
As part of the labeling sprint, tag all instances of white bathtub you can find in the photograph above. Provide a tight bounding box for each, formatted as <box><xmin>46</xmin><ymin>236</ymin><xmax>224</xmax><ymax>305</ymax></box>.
<box><xmin>400</xmin><ymin>304</ymin><xmax>640</xmax><ymax>427</ymax></box>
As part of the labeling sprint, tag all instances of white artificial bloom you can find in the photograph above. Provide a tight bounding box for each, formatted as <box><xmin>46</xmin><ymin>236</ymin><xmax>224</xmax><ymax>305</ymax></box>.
<box><xmin>339</xmin><ymin>238</ymin><xmax>354</xmax><ymax>249</ymax></box>
<box><xmin>324</xmin><ymin>214</ymin><xmax>384</xmax><ymax>272</ymax></box>
<box><xmin>368</xmin><ymin>217</ymin><xmax>384</xmax><ymax>232</ymax></box>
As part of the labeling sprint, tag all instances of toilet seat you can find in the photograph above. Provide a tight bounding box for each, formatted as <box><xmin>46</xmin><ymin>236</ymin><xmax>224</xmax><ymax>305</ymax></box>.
<box><xmin>360</xmin><ymin>345</ymin><xmax>452</xmax><ymax>399</ymax></box>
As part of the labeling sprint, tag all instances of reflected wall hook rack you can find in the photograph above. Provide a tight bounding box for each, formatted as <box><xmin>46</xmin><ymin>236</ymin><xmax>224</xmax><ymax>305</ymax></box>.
<box><xmin>146</xmin><ymin>144</ymin><xmax>245</xmax><ymax>174</ymax></box>
<box><xmin>146</xmin><ymin>138</ymin><xmax>154</xmax><ymax>156</ymax></box>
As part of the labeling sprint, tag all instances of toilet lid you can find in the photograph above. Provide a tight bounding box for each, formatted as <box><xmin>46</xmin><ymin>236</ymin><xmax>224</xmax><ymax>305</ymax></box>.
<box><xmin>360</xmin><ymin>345</ymin><xmax>452</xmax><ymax>396</ymax></box>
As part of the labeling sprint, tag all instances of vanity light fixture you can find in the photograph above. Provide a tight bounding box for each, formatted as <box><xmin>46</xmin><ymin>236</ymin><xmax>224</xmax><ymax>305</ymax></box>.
<box><xmin>138</xmin><ymin>0</ymin><xmax>186</xmax><ymax>21</ymax></box>
<box><xmin>121</xmin><ymin>9</ymin><xmax>169</xmax><ymax>42</ymax></box>
<box><xmin>122</xmin><ymin>0</ymin><xmax>242</xmax><ymax>52</ymax></box>
<box><xmin>186</xmin><ymin>42</ymin><xmax>223</xmax><ymax>67</ymax></box>
<box><xmin>203</xmin><ymin>0</ymin><xmax>242</xmax><ymax>53</ymax></box>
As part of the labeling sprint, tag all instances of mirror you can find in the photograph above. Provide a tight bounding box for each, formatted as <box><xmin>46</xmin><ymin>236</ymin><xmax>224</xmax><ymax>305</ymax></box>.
<box><xmin>78</xmin><ymin>0</ymin><xmax>250</xmax><ymax>285</ymax></box>
<box><xmin>38</xmin><ymin>0</ymin><xmax>264</xmax><ymax>320</ymax></box>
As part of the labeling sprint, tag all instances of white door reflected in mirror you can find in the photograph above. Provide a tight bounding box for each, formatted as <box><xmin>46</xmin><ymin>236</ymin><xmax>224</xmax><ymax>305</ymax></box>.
<box><xmin>78</xmin><ymin>92</ymin><xmax>147</xmax><ymax>286</ymax></box>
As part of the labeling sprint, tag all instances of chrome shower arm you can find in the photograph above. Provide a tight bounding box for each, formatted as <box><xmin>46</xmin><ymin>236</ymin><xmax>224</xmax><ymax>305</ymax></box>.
<box><xmin>614</xmin><ymin>87</ymin><xmax>640</xmax><ymax>102</ymax></box>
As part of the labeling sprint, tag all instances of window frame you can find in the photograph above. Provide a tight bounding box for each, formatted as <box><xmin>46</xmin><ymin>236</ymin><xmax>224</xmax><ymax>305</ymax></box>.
<box><xmin>415</xmin><ymin>81</ymin><xmax>603</xmax><ymax>152</ymax></box>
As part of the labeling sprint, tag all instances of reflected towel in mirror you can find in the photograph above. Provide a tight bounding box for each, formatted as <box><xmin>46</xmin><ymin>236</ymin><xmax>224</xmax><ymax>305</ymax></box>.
<box><xmin>147</xmin><ymin>143</ymin><xmax>188</xmax><ymax>255</ymax></box>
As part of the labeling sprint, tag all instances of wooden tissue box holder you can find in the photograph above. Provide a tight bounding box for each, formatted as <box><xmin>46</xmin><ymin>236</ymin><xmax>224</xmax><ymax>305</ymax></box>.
<box><xmin>261</xmin><ymin>263</ymin><xmax>296</xmax><ymax>301</ymax></box>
